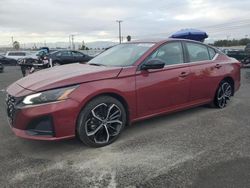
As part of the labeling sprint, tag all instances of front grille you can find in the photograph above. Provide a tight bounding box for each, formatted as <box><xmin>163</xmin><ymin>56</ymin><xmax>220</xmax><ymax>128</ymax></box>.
<box><xmin>6</xmin><ymin>94</ymin><xmax>16</xmax><ymax>125</ymax></box>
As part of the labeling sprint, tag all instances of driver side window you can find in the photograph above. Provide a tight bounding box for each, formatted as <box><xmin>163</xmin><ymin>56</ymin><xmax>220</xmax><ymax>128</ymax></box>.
<box><xmin>148</xmin><ymin>42</ymin><xmax>184</xmax><ymax>65</ymax></box>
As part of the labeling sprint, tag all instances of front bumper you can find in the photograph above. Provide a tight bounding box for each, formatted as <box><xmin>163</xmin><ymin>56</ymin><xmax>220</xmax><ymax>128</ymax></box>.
<box><xmin>6</xmin><ymin>95</ymin><xmax>80</xmax><ymax>141</ymax></box>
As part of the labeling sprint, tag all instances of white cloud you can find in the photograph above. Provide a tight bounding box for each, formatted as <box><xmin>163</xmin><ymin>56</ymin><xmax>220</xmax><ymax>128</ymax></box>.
<box><xmin>0</xmin><ymin>0</ymin><xmax>250</xmax><ymax>46</ymax></box>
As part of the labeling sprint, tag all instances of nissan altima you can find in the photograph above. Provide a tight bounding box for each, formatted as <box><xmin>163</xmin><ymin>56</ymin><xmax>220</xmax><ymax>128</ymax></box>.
<box><xmin>6</xmin><ymin>39</ymin><xmax>241</xmax><ymax>147</ymax></box>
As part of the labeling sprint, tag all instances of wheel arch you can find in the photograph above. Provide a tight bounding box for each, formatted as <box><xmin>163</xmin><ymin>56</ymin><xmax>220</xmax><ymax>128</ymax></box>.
<box><xmin>75</xmin><ymin>91</ymin><xmax>131</xmax><ymax>136</ymax></box>
<box><xmin>53</xmin><ymin>59</ymin><xmax>62</xmax><ymax>64</ymax></box>
<box><xmin>214</xmin><ymin>76</ymin><xmax>235</xmax><ymax>99</ymax></box>
<box><xmin>222</xmin><ymin>76</ymin><xmax>235</xmax><ymax>96</ymax></box>
<box><xmin>97</xmin><ymin>92</ymin><xmax>130</xmax><ymax>124</ymax></box>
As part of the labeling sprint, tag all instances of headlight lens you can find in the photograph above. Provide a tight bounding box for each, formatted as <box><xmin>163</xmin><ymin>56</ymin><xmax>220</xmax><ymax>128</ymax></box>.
<box><xmin>22</xmin><ymin>85</ymin><xmax>78</xmax><ymax>105</ymax></box>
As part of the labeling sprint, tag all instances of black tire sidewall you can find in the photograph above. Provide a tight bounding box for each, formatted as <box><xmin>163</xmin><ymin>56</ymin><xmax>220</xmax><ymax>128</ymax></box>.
<box><xmin>214</xmin><ymin>80</ymin><xmax>232</xmax><ymax>108</ymax></box>
<box><xmin>77</xmin><ymin>96</ymin><xmax>127</xmax><ymax>147</ymax></box>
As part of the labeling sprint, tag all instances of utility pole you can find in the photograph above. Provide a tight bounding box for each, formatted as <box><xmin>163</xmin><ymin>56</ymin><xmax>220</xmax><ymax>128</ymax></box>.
<box><xmin>11</xmin><ymin>36</ymin><xmax>14</xmax><ymax>47</ymax></box>
<box><xmin>71</xmin><ymin>35</ymin><xmax>75</xmax><ymax>50</ymax></box>
<box><xmin>116</xmin><ymin>20</ymin><xmax>123</xmax><ymax>44</ymax></box>
<box><xmin>69</xmin><ymin>35</ymin><xmax>71</xmax><ymax>49</ymax></box>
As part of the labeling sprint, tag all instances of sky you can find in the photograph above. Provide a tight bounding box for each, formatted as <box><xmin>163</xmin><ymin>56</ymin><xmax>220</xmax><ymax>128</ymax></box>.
<box><xmin>0</xmin><ymin>0</ymin><xmax>250</xmax><ymax>47</ymax></box>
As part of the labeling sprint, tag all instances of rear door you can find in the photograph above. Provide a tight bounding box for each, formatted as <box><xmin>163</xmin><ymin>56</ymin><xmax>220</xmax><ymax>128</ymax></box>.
<box><xmin>136</xmin><ymin>41</ymin><xmax>191</xmax><ymax>117</ymax></box>
<box><xmin>184</xmin><ymin>42</ymin><xmax>222</xmax><ymax>102</ymax></box>
<box><xmin>72</xmin><ymin>51</ymin><xmax>86</xmax><ymax>63</ymax></box>
<box><xmin>59</xmin><ymin>51</ymin><xmax>73</xmax><ymax>64</ymax></box>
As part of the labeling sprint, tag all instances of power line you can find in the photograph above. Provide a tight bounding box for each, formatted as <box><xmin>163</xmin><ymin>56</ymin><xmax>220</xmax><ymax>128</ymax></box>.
<box><xmin>132</xmin><ymin>19</ymin><xmax>250</xmax><ymax>39</ymax></box>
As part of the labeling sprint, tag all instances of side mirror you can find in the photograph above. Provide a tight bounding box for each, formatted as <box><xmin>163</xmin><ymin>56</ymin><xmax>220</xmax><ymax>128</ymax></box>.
<box><xmin>141</xmin><ymin>59</ymin><xmax>165</xmax><ymax>70</ymax></box>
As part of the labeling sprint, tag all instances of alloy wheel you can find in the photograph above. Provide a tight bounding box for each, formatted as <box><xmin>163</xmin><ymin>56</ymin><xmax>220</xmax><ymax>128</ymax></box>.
<box><xmin>84</xmin><ymin>103</ymin><xmax>123</xmax><ymax>144</ymax></box>
<box><xmin>216</xmin><ymin>82</ymin><xmax>232</xmax><ymax>108</ymax></box>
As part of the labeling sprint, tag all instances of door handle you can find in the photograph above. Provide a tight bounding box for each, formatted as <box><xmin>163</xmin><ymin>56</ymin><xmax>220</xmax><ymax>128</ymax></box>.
<box><xmin>215</xmin><ymin>64</ymin><xmax>222</xmax><ymax>69</ymax></box>
<box><xmin>179</xmin><ymin>72</ymin><xmax>189</xmax><ymax>78</ymax></box>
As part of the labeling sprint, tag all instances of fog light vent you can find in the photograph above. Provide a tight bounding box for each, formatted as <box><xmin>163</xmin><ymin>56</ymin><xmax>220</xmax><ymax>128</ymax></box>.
<box><xmin>26</xmin><ymin>116</ymin><xmax>54</xmax><ymax>136</ymax></box>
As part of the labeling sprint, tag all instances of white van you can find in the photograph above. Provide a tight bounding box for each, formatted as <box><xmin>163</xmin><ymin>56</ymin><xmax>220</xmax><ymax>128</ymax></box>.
<box><xmin>5</xmin><ymin>51</ymin><xmax>32</xmax><ymax>60</ymax></box>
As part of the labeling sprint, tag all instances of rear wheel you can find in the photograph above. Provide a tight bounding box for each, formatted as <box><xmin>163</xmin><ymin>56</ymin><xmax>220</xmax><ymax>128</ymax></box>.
<box><xmin>214</xmin><ymin>80</ymin><xmax>233</xmax><ymax>108</ymax></box>
<box><xmin>77</xmin><ymin>96</ymin><xmax>126</xmax><ymax>147</ymax></box>
<box><xmin>53</xmin><ymin>61</ymin><xmax>61</xmax><ymax>66</ymax></box>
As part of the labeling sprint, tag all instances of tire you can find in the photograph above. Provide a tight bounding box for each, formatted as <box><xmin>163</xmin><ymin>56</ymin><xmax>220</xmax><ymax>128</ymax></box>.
<box><xmin>213</xmin><ymin>80</ymin><xmax>233</xmax><ymax>108</ymax></box>
<box><xmin>53</xmin><ymin>61</ymin><xmax>61</xmax><ymax>66</ymax></box>
<box><xmin>77</xmin><ymin>96</ymin><xmax>127</xmax><ymax>147</ymax></box>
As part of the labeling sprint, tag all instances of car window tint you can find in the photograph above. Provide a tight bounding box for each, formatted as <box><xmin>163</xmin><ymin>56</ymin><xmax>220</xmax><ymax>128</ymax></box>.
<box><xmin>72</xmin><ymin>51</ymin><xmax>84</xmax><ymax>57</ymax></box>
<box><xmin>88</xmin><ymin>43</ymin><xmax>154</xmax><ymax>67</ymax></box>
<box><xmin>56</xmin><ymin>52</ymin><xmax>61</xmax><ymax>57</ymax></box>
<box><xmin>186</xmin><ymin>43</ymin><xmax>210</xmax><ymax>62</ymax></box>
<box><xmin>208</xmin><ymin>47</ymin><xmax>216</xmax><ymax>59</ymax></box>
<box><xmin>58</xmin><ymin>51</ymin><xmax>72</xmax><ymax>57</ymax></box>
<box><xmin>8</xmin><ymin>52</ymin><xmax>26</xmax><ymax>56</ymax></box>
<box><xmin>148</xmin><ymin>42</ymin><xmax>184</xmax><ymax>65</ymax></box>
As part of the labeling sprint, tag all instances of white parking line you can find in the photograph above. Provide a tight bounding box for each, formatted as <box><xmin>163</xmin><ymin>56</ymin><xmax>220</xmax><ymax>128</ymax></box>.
<box><xmin>0</xmin><ymin>88</ymin><xmax>6</xmax><ymax>92</ymax></box>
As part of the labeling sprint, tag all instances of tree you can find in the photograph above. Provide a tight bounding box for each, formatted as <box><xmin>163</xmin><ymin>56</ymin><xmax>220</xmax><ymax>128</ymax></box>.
<box><xmin>239</xmin><ymin>38</ymin><xmax>250</xmax><ymax>45</ymax></box>
<box><xmin>127</xmin><ymin>35</ymin><xmax>131</xmax><ymax>42</ymax></box>
<box><xmin>13</xmin><ymin>41</ymin><xmax>20</xmax><ymax>50</ymax></box>
<box><xmin>213</xmin><ymin>38</ymin><xmax>250</xmax><ymax>47</ymax></box>
<box><xmin>79</xmin><ymin>40</ymin><xmax>89</xmax><ymax>50</ymax></box>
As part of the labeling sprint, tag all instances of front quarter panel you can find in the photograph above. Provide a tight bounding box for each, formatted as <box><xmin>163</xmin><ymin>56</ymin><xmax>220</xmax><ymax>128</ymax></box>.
<box><xmin>70</xmin><ymin>66</ymin><xmax>137</xmax><ymax>122</ymax></box>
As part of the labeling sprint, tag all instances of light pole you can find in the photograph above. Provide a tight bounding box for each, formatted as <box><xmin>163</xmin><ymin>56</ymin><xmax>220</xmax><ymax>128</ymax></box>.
<box><xmin>69</xmin><ymin>35</ymin><xmax>71</xmax><ymax>49</ymax></box>
<box><xmin>116</xmin><ymin>20</ymin><xmax>123</xmax><ymax>44</ymax></box>
<box><xmin>71</xmin><ymin>35</ymin><xmax>75</xmax><ymax>50</ymax></box>
<box><xmin>69</xmin><ymin>35</ymin><xmax>75</xmax><ymax>50</ymax></box>
<box><xmin>11</xmin><ymin>36</ymin><xmax>14</xmax><ymax>48</ymax></box>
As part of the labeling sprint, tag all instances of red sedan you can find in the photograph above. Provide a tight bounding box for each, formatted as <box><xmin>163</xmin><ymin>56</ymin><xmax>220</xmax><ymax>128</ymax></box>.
<box><xmin>6</xmin><ymin>39</ymin><xmax>241</xmax><ymax>147</ymax></box>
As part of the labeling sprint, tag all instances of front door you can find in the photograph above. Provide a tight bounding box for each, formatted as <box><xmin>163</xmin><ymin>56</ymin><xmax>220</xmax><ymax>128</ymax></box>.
<box><xmin>136</xmin><ymin>42</ymin><xmax>191</xmax><ymax>117</ymax></box>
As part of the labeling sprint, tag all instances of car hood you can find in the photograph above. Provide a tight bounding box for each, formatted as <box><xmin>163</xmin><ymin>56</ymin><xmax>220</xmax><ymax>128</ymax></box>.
<box><xmin>12</xmin><ymin>63</ymin><xmax>122</xmax><ymax>92</ymax></box>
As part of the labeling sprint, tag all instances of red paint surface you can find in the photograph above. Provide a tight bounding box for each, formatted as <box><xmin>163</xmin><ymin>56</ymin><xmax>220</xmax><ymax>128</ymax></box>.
<box><xmin>6</xmin><ymin>39</ymin><xmax>241</xmax><ymax>140</ymax></box>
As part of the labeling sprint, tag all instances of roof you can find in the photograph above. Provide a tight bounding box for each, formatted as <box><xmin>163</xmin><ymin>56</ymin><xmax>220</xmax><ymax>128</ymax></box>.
<box><xmin>127</xmin><ymin>38</ymin><xmax>205</xmax><ymax>44</ymax></box>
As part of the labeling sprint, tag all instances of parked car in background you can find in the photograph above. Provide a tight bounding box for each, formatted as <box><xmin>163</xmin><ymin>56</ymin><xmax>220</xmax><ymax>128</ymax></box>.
<box><xmin>226</xmin><ymin>49</ymin><xmax>247</xmax><ymax>61</ymax></box>
<box><xmin>226</xmin><ymin>48</ymin><xmax>250</xmax><ymax>66</ymax></box>
<box><xmin>29</xmin><ymin>49</ymin><xmax>49</xmax><ymax>59</ymax></box>
<box><xmin>5</xmin><ymin>51</ymin><xmax>32</xmax><ymax>60</ymax></box>
<box><xmin>6</xmin><ymin>39</ymin><xmax>241</xmax><ymax>147</ymax></box>
<box><xmin>0</xmin><ymin>55</ymin><xmax>17</xmax><ymax>66</ymax></box>
<box><xmin>0</xmin><ymin>62</ymin><xmax>4</xmax><ymax>73</ymax></box>
<box><xmin>48</xmin><ymin>50</ymin><xmax>93</xmax><ymax>66</ymax></box>
<box><xmin>245</xmin><ymin>43</ymin><xmax>250</xmax><ymax>53</ymax></box>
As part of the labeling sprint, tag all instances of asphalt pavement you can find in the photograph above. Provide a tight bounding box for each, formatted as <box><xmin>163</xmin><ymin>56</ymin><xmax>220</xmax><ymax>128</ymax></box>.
<box><xmin>0</xmin><ymin>66</ymin><xmax>250</xmax><ymax>188</ymax></box>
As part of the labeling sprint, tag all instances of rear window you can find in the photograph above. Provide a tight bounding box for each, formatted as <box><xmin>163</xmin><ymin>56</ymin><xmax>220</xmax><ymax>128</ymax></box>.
<box><xmin>186</xmin><ymin>43</ymin><xmax>210</xmax><ymax>62</ymax></box>
<box><xmin>8</xmin><ymin>52</ymin><xmax>26</xmax><ymax>56</ymax></box>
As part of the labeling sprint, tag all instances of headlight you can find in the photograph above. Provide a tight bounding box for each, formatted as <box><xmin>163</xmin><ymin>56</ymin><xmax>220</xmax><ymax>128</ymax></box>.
<box><xmin>22</xmin><ymin>85</ymin><xmax>78</xmax><ymax>105</ymax></box>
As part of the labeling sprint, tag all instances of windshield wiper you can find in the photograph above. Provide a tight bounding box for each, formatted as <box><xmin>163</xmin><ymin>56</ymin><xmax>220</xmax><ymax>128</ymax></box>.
<box><xmin>88</xmin><ymin>63</ymin><xmax>106</xmax><ymax>66</ymax></box>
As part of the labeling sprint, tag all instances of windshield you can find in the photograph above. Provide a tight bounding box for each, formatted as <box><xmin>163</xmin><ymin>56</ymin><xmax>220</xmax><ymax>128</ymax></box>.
<box><xmin>88</xmin><ymin>43</ymin><xmax>155</xmax><ymax>67</ymax></box>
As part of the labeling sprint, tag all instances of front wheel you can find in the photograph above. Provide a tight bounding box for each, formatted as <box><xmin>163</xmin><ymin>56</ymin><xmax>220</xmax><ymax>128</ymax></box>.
<box><xmin>214</xmin><ymin>81</ymin><xmax>233</xmax><ymax>108</ymax></box>
<box><xmin>77</xmin><ymin>96</ymin><xmax>127</xmax><ymax>147</ymax></box>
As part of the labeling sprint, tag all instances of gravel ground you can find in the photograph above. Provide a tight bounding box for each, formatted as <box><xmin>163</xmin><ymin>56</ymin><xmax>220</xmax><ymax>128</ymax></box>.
<box><xmin>0</xmin><ymin>66</ymin><xmax>250</xmax><ymax>188</ymax></box>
